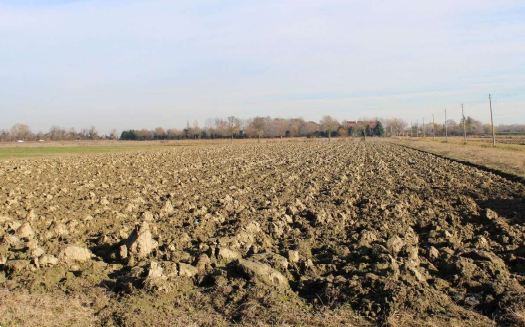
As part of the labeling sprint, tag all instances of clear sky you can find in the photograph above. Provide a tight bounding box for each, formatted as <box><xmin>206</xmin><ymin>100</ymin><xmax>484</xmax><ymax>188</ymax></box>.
<box><xmin>1</xmin><ymin>0</ymin><xmax>524</xmax><ymax>133</ymax></box>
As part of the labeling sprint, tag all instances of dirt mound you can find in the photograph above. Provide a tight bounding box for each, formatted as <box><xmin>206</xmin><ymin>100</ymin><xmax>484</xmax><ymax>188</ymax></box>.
<box><xmin>1</xmin><ymin>141</ymin><xmax>524</xmax><ymax>326</ymax></box>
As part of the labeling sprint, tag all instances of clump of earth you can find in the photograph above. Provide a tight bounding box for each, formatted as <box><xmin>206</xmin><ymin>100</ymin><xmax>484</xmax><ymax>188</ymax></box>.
<box><xmin>1</xmin><ymin>141</ymin><xmax>524</xmax><ymax>326</ymax></box>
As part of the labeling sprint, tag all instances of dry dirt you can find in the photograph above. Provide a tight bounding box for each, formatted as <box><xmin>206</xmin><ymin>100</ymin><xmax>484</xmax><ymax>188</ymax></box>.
<box><xmin>1</xmin><ymin>141</ymin><xmax>524</xmax><ymax>326</ymax></box>
<box><xmin>470</xmin><ymin>137</ymin><xmax>525</xmax><ymax>146</ymax></box>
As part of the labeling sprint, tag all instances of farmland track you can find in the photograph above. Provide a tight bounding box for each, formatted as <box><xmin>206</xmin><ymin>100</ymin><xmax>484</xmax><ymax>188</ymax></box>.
<box><xmin>1</xmin><ymin>141</ymin><xmax>524</xmax><ymax>326</ymax></box>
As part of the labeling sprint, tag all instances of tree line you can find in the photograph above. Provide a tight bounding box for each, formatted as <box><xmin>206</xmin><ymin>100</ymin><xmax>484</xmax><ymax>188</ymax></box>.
<box><xmin>1</xmin><ymin>116</ymin><xmax>523</xmax><ymax>142</ymax></box>
<box><xmin>119</xmin><ymin>116</ymin><xmax>385</xmax><ymax>140</ymax></box>
<box><xmin>0</xmin><ymin>124</ymin><xmax>116</xmax><ymax>142</ymax></box>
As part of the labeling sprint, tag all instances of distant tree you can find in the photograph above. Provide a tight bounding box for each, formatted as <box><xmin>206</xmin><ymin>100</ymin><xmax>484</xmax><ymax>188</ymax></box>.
<box><xmin>192</xmin><ymin>120</ymin><xmax>201</xmax><ymax>139</ymax></box>
<box><xmin>365</xmin><ymin>124</ymin><xmax>373</xmax><ymax>137</ymax></box>
<box><xmin>144</xmin><ymin>129</ymin><xmax>154</xmax><ymax>140</ymax></box>
<box><xmin>466</xmin><ymin>116</ymin><xmax>483</xmax><ymax>135</ymax></box>
<box><xmin>443</xmin><ymin>119</ymin><xmax>456</xmax><ymax>135</ymax></box>
<box><xmin>373</xmin><ymin>121</ymin><xmax>385</xmax><ymax>136</ymax></box>
<box><xmin>204</xmin><ymin>118</ymin><xmax>215</xmax><ymax>137</ymax></box>
<box><xmin>120</xmin><ymin>130</ymin><xmax>137</xmax><ymax>140</ymax></box>
<box><xmin>261</xmin><ymin>117</ymin><xmax>275</xmax><ymax>137</ymax></box>
<box><xmin>273</xmin><ymin>118</ymin><xmax>288</xmax><ymax>138</ymax></box>
<box><xmin>184</xmin><ymin>121</ymin><xmax>192</xmax><ymax>139</ymax></box>
<box><xmin>109</xmin><ymin>129</ymin><xmax>119</xmax><ymax>140</ymax></box>
<box><xmin>48</xmin><ymin>126</ymin><xmax>67</xmax><ymax>141</ymax></box>
<box><xmin>1</xmin><ymin>129</ymin><xmax>11</xmax><ymax>142</ymax></box>
<box><xmin>385</xmin><ymin>118</ymin><xmax>407</xmax><ymax>137</ymax></box>
<box><xmin>68</xmin><ymin>127</ymin><xmax>77</xmax><ymax>140</ymax></box>
<box><xmin>497</xmin><ymin>124</ymin><xmax>525</xmax><ymax>133</ymax></box>
<box><xmin>48</xmin><ymin>126</ymin><xmax>59</xmax><ymax>141</ymax></box>
<box><xmin>446</xmin><ymin>119</ymin><xmax>457</xmax><ymax>127</ymax></box>
<box><xmin>88</xmin><ymin>126</ymin><xmax>99</xmax><ymax>140</ymax></box>
<box><xmin>288</xmin><ymin>117</ymin><xmax>303</xmax><ymax>137</ymax></box>
<box><xmin>251</xmin><ymin>117</ymin><xmax>266</xmax><ymax>142</ymax></box>
<box><xmin>167</xmin><ymin>128</ymin><xmax>182</xmax><ymax>139</ymax></box>
<box><xmin>353</xmin><ymin>121</ymin><xmax>369</xmax><ymax>140</ymax></box>
<box><xmin>430</xmin><ymin>123</ymin><xmax>443</xmax><ymax>137</ymax></box>
<box><xmin>154</xmin><ymin>127</ymin><xmax>166</xmax><ymax>140</ymax></box>
<box><xmin>79</xmin><ymin>128</ymin><xmax>89</xmax><ymax>139</ymax></box>
<box><xmin>483</xmin><ymin>124</ymin><xmax>496</xmax><ymax>135</ymax></box>
<box><xmin>337</xmin><ymin>126</ymin><xmax>348</xmax><ymax>138</ymax></box>
<box><xmin>320</xmin><ymin>115</ymin><xmax>340</xmax><ymax>141</ymax></box>
<box><xmin>11</xmin><ymin>123</ymin><xmax>32</xmax><ymax>141</ymax></box>
<box><xmin>300</xmin><ymin>121</ymin><xmax>320</xmax><ymax>137</ymax></box>
<box><xmin>213</xmin><ymin>118</ymin><xmax>228</xmax><ymax>137</ymax></box>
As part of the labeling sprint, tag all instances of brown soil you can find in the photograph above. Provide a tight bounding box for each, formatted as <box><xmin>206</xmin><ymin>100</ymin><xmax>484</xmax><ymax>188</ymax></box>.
<box><xmin>1</xmin><ymin>141</ymin><xmax>524</xmax><ymax>326</ymax></box>
<box><xmin>391</xmin><ymin>137</ymin><xmax>525</xmax><ymax>178</ymax></box>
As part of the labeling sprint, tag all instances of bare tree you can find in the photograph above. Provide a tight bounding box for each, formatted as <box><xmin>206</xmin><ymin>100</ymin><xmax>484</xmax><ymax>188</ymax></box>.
<box><xmin>136</xmin><ymin>129</ymin><xmax>154</xmax><ymax>140</ymax></box>
<box><xmin>483</xmin><ymin>124</ymin><xmax>496</xmax><ymax>135</ymax></box>
<box><xmin>273</xmin><ymin>118</ymin><xmax>288</xmax><ymax>139</ymax></box>
<box><xmin>213</xmin><ymin>118</ymin><xmax>228</xmax><ymax>137</ymax></box>
<box><xmin>167</xmin><ymin>128</ymin><xmax>182</xmax><ymax>139</ymax></box>
<box><xmin>88</xmin><ymin>126</ymin><xmax>99</xmax><ymax>140</ymax></box>
<box><xmin>320</xmin><ymin>116</ymin><xmax>340</xmax><ymax>141</ymax></box>
<box><xmin>251</xmin><ymin>116</ymin><xmax>266</xmax><ymax>142</ymax></box>
<box><xmin>204</xmin><ymin>118</ymin><xmax>215</xmax><ymax>136</ymax></box>
<box><xmin>192</xmin><ymin>120</ymin><xmax>201</xmax><ymax>139</ymax></box>
<box><xmin>354</xmin><ymin>121</ymin><xmax>368</xmax><ymax>141</ymax></box>
<box><xmin>299</xmin><ymin>121</ymin><xmax>320</xmax><ymax>136</ymax></box>
<box><xmin>11</xmin><ymin>123</ymin><xmax>32</xmax><ymax>141</ymax></box>
<box><xmin>109</xmin><ymin>129</ymin><xmax>119</xmax><ymax>140</ymax></box>
<box><xmin>11</xmin><ymin>123</ymin><xmax>30</xmax><ymax>140</ymax></box>
<box><xmin>154</xmin><ymin>127</ymin><xmax>166</xmax><ymax>140</ymax></box>
<box><xmin>288</xmin><ymin>118</ymin><xmax>305</xmax><ymax>137</ymax></box>
<box><xmin>79</xmin><ymin>128</ymin><xmax>88</xmax><ymax>139</ymax></box>
<box><xmin>68</xmin><ymin>127</ymin><xmax>77</xmax><ymax>140</ymax></box>
<box><xmin>48</xmin><ymin>126</ymin><xmax>67</xmax><ymax>141</ymax></box>
<box><xmin>386</xmin><ymin>118</ymin><xmax>407</xmax><ymax>137</ymax></box>
<box><xmin>1</xmin><ymin>129</ymin><xmax>10</xmax><ymax>142</ymax></box>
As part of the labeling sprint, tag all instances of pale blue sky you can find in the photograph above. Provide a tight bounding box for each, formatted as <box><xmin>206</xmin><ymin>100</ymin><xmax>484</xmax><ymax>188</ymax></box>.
<box><xmin>1</xmin><ymin>0</ymin><xmax>524</xmax><ymax>133</ymax></box>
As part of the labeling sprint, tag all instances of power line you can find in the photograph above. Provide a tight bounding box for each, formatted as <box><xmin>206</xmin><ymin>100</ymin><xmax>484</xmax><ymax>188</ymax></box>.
<box><xmin>493</xmin><ymin>85</ymin><xmax>525</xmax><ymax>99</ymax></box>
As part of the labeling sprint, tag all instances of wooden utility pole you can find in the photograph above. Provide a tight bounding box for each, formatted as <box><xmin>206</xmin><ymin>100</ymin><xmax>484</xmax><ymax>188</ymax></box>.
<box><xmin>489</xmin><ymin>94</ymin><xmax>496</xmax><ymax>147</ymax></box>
<box><xmin>461</xmin><ymin>104</ymin><xmax>467</xmax><ymax>144</ymax></box>
<box><xmin>432</xmin><ymin>114</ymin><xmax>435</xmax><ymax>141</ymax></box>
<box><xmin>445</xmin><ymin>109</ymin><xmax>448</xmax><ymax>142</ymax></box>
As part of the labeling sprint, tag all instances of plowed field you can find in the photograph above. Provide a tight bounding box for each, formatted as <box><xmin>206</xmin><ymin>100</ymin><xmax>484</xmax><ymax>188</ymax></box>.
<box><xmin>1</xmin><ymin>142</ymin><xmax>524</xmax><ymax>326</ymax></box>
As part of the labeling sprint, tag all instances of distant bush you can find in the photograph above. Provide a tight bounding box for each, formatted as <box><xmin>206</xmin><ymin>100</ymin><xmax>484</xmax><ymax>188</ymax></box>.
<box><xmin>120</xmin><ymin>130</ymin><xmax>137</xmax><ymax>140</ymax></box>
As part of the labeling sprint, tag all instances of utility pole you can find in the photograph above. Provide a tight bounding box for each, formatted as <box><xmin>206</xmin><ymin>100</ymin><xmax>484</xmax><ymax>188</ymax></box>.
<box><xmin>489</xmin><ymin>94</ymin><xmax>496</xmax><ymax>147</ymax></box>
<box><xmin>461</xmin><ymin>104</ymin><xmax>467</xmax><ymax>144</ymax></box>
<box><xmin>445</xmin><ymin>109</ymin><xmax>448</xmax><ymax>142</ymax></box>
<box><xmin>432</xmin><ymin>114</ymin><xmax>435</xmax><ymax>141</ymax></box>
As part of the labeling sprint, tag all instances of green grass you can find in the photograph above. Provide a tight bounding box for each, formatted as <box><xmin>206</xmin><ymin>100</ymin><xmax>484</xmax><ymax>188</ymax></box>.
<box><xmin>0</xmin><ymin>145</ymin><xmax>165</xmax><ymax>160</ymax></box>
